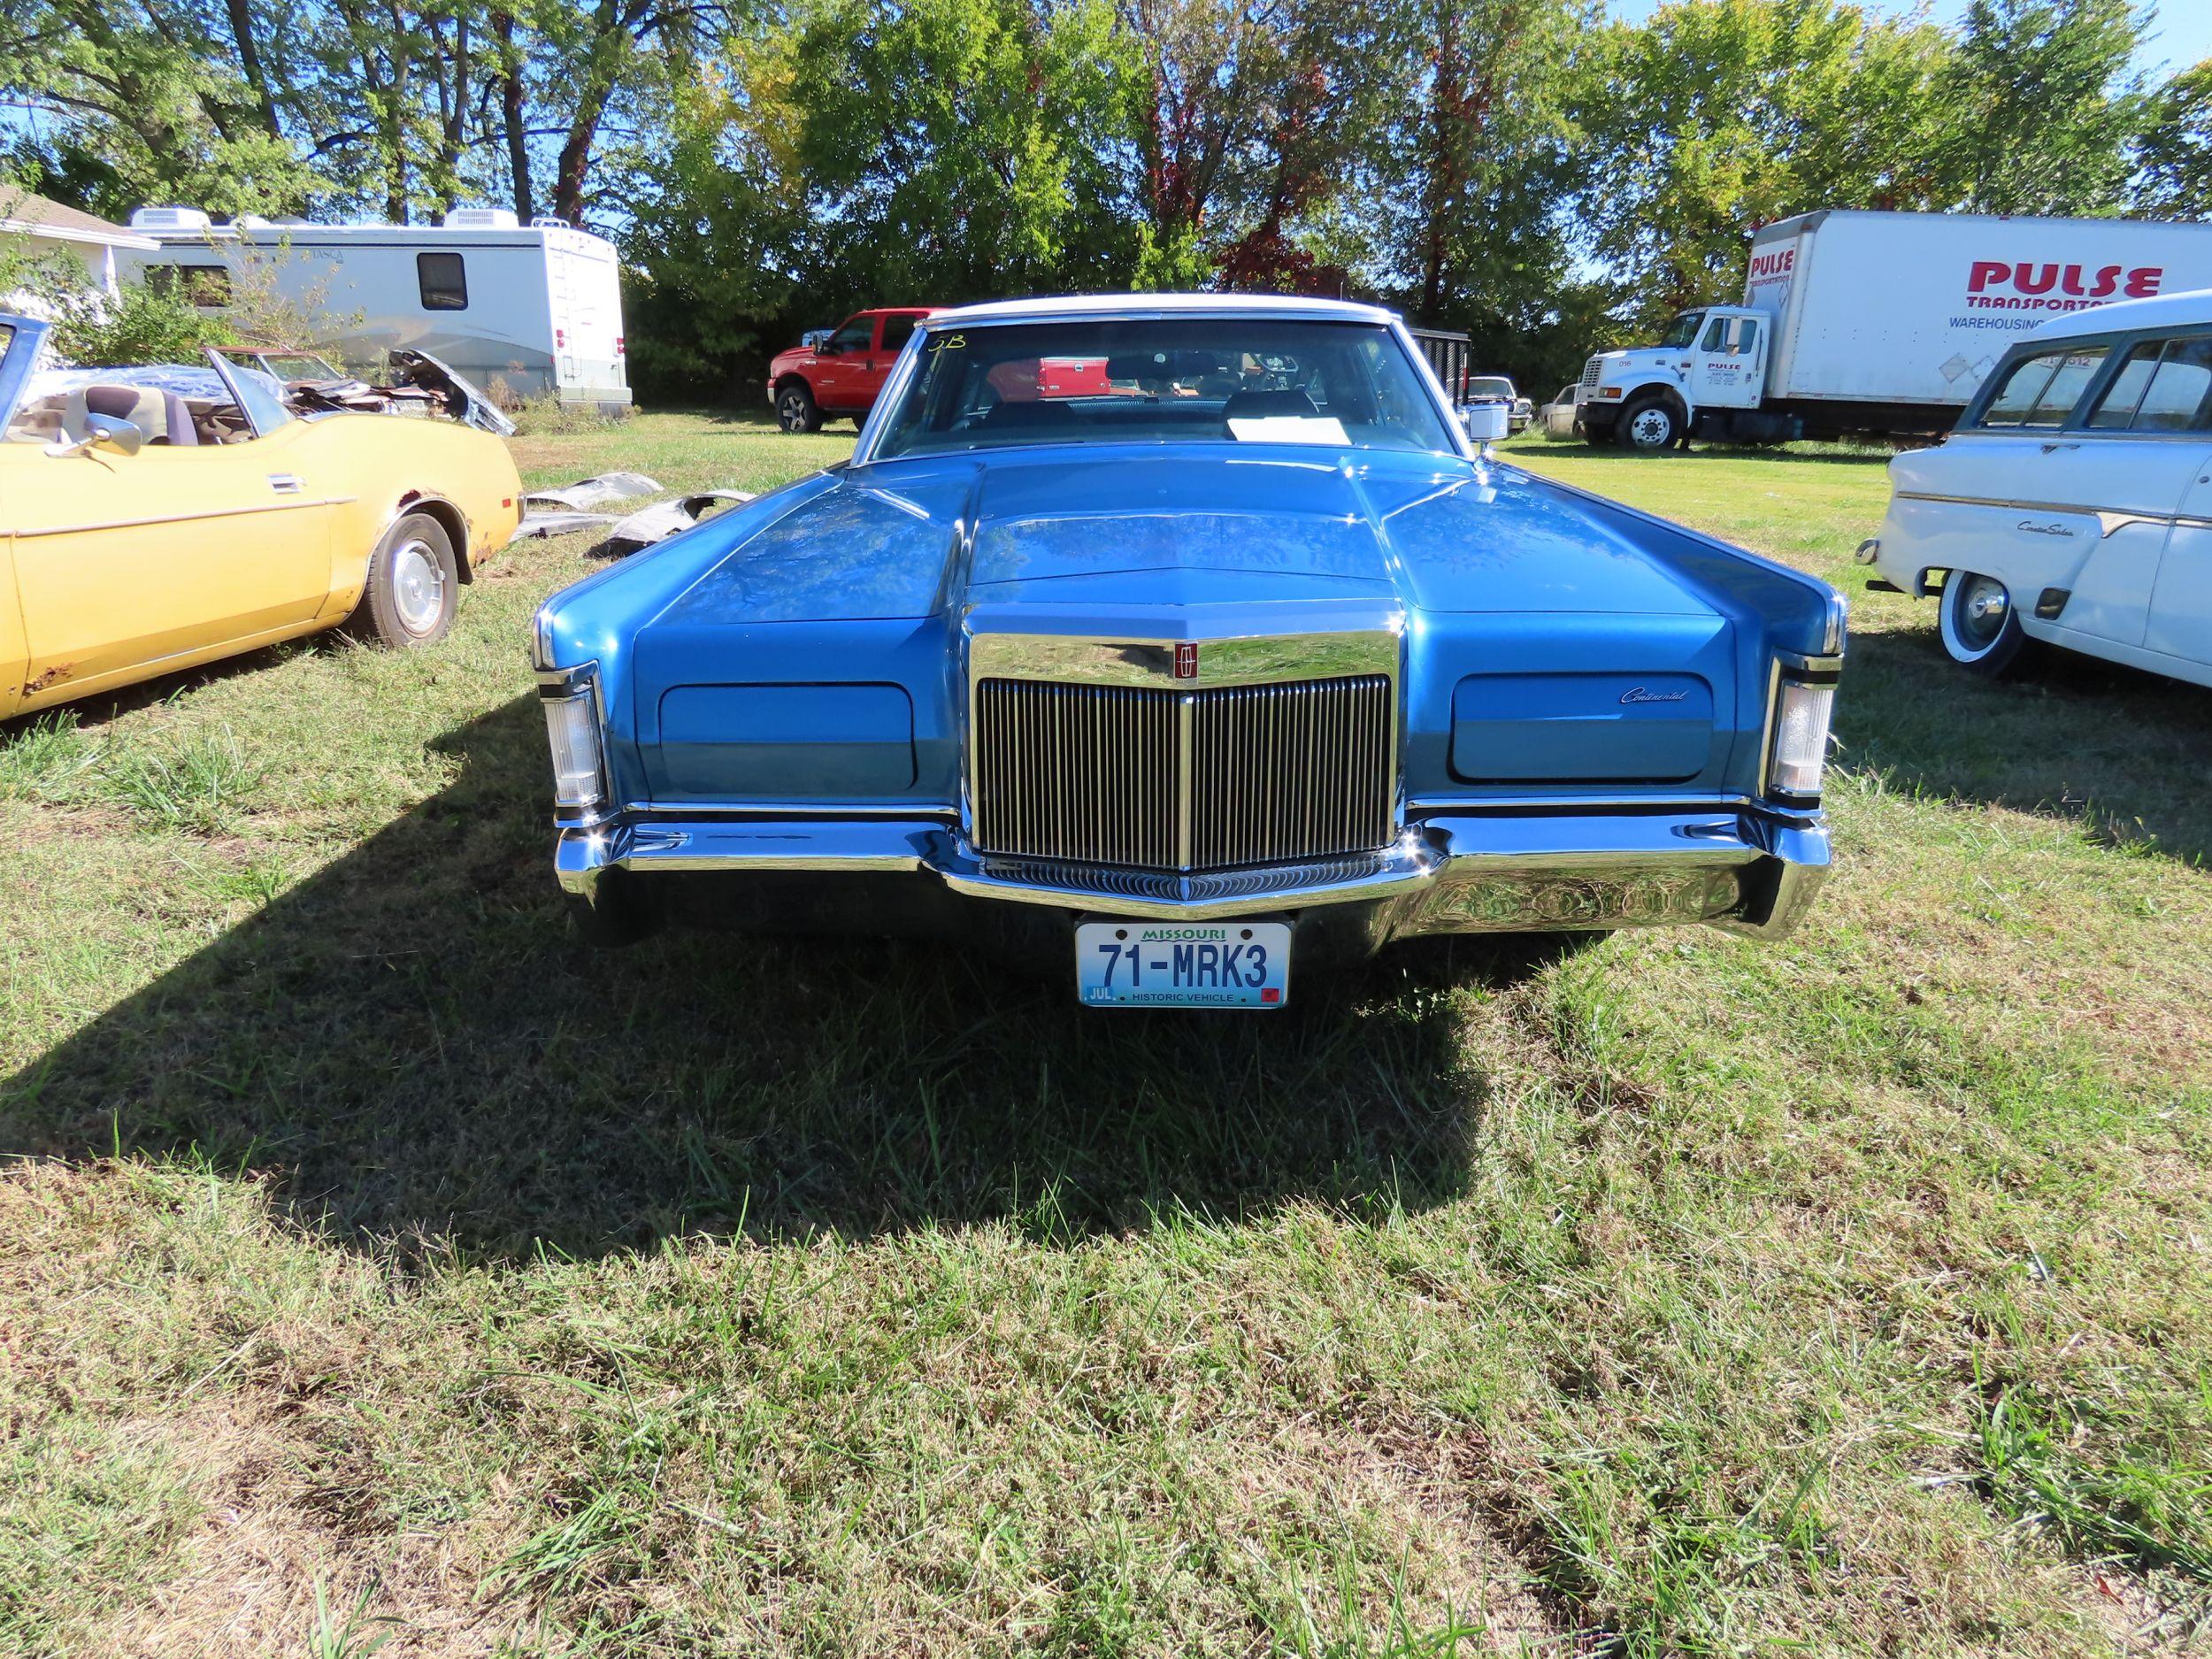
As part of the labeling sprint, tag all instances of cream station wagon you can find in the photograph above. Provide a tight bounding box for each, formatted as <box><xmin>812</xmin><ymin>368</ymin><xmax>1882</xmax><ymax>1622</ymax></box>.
<box><xmin>1865</xmin><ymin>288</ymin><xmax>2212</xmax><ymax>687</ymax></box>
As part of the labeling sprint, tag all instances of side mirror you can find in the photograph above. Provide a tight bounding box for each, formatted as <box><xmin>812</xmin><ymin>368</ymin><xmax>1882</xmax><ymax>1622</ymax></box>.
<box><xmin>1458</xmin><ymin>403</ymin><xmax>1510</xmax><ymax>445</ymax></box>
<box><xmin>47</xmin><ymin>412</ymin><xmax>145</xmax><ymax>458</ymax></box>
<box><xmin>817</xmin><ymin>337</ymin><xmax>841</xmax><ymax>357</ymax></box>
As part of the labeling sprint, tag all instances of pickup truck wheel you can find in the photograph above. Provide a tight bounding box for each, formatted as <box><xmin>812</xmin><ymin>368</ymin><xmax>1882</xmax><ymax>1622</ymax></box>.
<box><xmin>356</xmin><ymin>511</ymin><xmax>458</xmax><ymax>647</ymax></box>
<box><xmin>1618</xmin><ymin>396</ymin><xmax>1679</xmax><ymax>451</ymax></box>
<box><xmin>775</xmin><ymin>382</ymin><xmax>824</xmax><ymax>434</ymax></box>
<box><xmin>1939</xmin><ymin>572</ymin><xmax>2032</xmax><ymax>676</ymax></box>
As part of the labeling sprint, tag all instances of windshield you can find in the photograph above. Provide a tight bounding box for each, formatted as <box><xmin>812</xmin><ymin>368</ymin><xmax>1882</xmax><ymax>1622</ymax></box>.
<box><xmin>1657</xmin><ymin>311</ymin><xmax>1705</xmax><ymax>349</ymax></box>
<box><xmin>871</xmin><ymin>318</ymin><xmax>1457</xmax><ymax>458</ymax></box>
<box><xmin>245</xmin><ymin>352</ymin><xmax>345</xmax><ymax>382</ymax></box>
<box><xmin>1466</xmin><ymin>377</ymin><xmax>1514</xmax><ymax>399</ymax></box>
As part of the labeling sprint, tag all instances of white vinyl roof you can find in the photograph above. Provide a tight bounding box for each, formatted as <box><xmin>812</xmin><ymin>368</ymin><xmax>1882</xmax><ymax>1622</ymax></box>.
<box><xmin>926</xmin><ymin>292</ymin><xmax>1400</xmax><ymax>326</ymax></box>
<box><xmin>2025</xmin><ymin>286</ymin><xmax>2212</xmax><ymax>341</ymax></box>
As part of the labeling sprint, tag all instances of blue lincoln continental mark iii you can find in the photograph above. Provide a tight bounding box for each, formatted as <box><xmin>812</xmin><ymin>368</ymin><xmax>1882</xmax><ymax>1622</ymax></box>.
<box><xmin>532</xmin><ymin>295</ymin><xmax>1844</xmax><ymax>1009</ymax></box>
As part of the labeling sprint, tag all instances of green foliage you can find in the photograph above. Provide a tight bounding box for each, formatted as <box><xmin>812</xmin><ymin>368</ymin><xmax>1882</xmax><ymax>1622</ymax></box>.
<box><xmin>1575</xmin><ymin>0</ymin><xmax>1957</xmax><ymax>327</ymax></box>
<box><xmin>0</xmin><ymin>0</ymin><xmax>2185</xmax><ymax>401</ymax></box>
<box><xmin>1932</xmin><ymin>0</ymin><xmax>2149</xmax><ymax>216</ymax></box>
<box><xmin>2133</xmin><ymin>58</ymin><xmax>2212</xmax><ymax>219</ymax></box>
<box><xmin>42</xmin><ymin>275</ymin><xmax>240</xmax><ymax>366</ymax></box>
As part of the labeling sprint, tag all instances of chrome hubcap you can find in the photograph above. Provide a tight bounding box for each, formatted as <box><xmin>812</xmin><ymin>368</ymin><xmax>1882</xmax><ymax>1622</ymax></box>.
<box><xmin>1957</xmin><ymin>575</ymin><xmax>2009</xmax><ymax>649</ymax></box>
<box><xmin>780</xmin><ymin>394</ymin><xmax>805</xmax><ymax>428</ymax></box>
<box><xmin>1630</xmin><ymin>409</ymin><xmax>1671</xmax><ymax>444</ymax></box>
<box><xmin>391</xmin><ymin>539</ymin><xmax>445</xmax><ymax>633</ymax></box>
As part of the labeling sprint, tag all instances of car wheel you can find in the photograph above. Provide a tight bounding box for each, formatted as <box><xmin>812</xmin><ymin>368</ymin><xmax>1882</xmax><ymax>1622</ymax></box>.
<box><xmin>776</xmin><ymin>382</ymin><xmax>824</xmax><ymax>434</ymax></box>
<box><xmin>1939</xmin><ymin>572</ymin><xmax>2032</xmax><ymax>676</ymax></box>
<box><xmin>356</xmin><ymin>511</ymin><xmax>458</xmax><ymax>647</ymax></box>
<box><xmin>1618</xmin><ymin>396</ymin><xmax>1679</xmax><ymax>452</ymax></box>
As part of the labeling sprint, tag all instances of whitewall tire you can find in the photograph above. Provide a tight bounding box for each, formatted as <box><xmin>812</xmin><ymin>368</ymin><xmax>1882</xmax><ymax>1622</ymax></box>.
<box><xmin>1938</xmin><ymin>572</ymin><xmax>2031</xmax><ymax>677</ymax></box>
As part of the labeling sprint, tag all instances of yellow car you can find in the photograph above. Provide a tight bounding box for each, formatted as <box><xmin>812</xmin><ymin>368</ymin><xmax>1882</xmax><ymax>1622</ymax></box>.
<box><xmin>0</xmin><ymin>312</ymin><xmax>522</xmax><ymax>718</ymax></box>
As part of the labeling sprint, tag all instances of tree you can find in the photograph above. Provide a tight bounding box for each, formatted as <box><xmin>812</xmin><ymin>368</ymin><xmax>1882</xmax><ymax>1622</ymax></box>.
<box><xmin>1931</xmin><ymin>0</ymin><xmax>2149</xmax><ymax>216</ymax></box>
<box><xmin>2132</xmin><ymin>58</ymin><xmax>2212</xmax><ymax>219</ymax></box>
<box><xmin>1574</xmin><ymin>0</ymin><xmax>1953</xmax><ymax>328</ymax></box>
<box><xmin>0</xmin><ymin>0</ymin><xmax>326</xmax><ymax>219</ymax></box>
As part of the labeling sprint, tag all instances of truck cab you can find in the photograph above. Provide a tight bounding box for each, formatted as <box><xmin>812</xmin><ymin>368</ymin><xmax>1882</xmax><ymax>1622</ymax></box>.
<box><xmin>767</xmin><ymin>307</ymin><xmax>936</xmax><ymax>433</ymax></box>
<box><xmin>1578</xmin><ymin>305</ymin><xmax>1776</xmax><ymax>450</ymax></box>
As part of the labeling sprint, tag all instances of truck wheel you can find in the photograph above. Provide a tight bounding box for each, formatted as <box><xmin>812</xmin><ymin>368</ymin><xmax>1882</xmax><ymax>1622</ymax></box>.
<box><xmin>355</xmin><ymin>511</ymin><xmax>458</xmax><ymax>648</ymax></box>
<box><xmin>1939</xmin><ymin>572</ymin><xmax>2032</xmax><ymax>676</ymax></box>
<box><xmin>1618</xmin><ymin>396</ymin><xmax>1679</xmax><ymax>452</ymax></box>
<box><xmin>775</xmin><ymin>381</ymin><xmax>824</xmax><ymax>434</ymax></box>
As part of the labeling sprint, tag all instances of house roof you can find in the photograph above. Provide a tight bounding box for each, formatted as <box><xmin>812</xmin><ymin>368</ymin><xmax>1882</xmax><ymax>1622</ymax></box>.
<box><xmin>0</xmin><ymin>190</ymin><xmax>159</xmax><ymax>250</ymax></box>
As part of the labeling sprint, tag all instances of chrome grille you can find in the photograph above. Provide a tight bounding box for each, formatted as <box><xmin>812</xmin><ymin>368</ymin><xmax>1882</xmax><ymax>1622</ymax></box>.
<box><xmin>972</xmin><ymin>674</ymin><xmax>1394</xmax><ymax>872</ymax></box>
<box><xmin>972</xmin><ymin>680</ymin><xmax>1180</xmax><ymax>867</ymax></box>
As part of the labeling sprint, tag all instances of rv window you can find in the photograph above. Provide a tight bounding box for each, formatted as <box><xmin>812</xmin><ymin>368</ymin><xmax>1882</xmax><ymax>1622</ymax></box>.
<box><xmin>148</xmin><ymin>265</ymin><xmax>232</xmax><ymax>308</ymax></box>
<box><xmin>418</xmin><ymin>252</ymin><xmax>468</xmax><ymax>311</ymax></box>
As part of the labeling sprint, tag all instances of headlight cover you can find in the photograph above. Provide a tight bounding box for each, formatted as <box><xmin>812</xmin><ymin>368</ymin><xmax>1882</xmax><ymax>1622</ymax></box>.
<box><xmin>1767</xmin><ymin>673</ymin><xmax>1837</xmax><ymax>802</ymax></box>
<box><xmin>542</xmin><ymin>683</ymin><xmax>607</xmax><ymax>811</ymax></box>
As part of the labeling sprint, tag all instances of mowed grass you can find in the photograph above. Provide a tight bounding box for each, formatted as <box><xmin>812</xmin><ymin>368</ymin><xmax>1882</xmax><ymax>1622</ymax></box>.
<box><xmin>2</xmin><ymin>411</ymin><xmax>2208</xmax><ymax>1656</ymax></box>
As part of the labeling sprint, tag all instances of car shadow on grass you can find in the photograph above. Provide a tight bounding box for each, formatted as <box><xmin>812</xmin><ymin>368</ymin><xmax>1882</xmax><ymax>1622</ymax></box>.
<box><xmin>1840</xmin><ymin>623</ymin><xmax>2212</xmax><ymax>865</ymax></box>
<box><xmin>2</xmin><ymin>695</ymin><xmax>1554</xmax><ymax>1262</ymax></box>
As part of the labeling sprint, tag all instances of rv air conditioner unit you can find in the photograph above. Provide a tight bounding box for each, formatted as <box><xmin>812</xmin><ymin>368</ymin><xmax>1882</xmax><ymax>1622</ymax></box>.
<box><xmin>130</xmin><ymin>207</ymin><xmax>213</xmax><ymax>231</ymax></box>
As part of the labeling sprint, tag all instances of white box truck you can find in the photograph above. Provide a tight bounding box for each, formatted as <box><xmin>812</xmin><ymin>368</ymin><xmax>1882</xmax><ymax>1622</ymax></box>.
<box><xmin>119</xmin><ymin>207</ymin><xmax>632</xmax><ymax>412</ymax></box>
<box><xmin>1576</xmin><ymin>208</ymin><xmax>2212</xmax><ymax>450</ymax></box>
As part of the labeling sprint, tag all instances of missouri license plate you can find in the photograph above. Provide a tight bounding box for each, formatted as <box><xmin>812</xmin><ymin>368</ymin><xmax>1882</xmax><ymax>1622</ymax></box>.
<box><xmin>1075</xmin><ymin>921</ymin><xmax>1291</xmax><ymax>1009</ymax></box>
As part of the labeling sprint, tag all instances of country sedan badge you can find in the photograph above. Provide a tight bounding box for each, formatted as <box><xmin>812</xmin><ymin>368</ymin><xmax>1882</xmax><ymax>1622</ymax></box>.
<box><xmin>530</xmin><ymin>293</ymin><xmax>1846</xmax><ymax>1004</ymax></box>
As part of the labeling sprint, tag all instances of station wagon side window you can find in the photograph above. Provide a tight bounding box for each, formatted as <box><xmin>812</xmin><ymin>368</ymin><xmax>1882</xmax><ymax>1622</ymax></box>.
<box><xmin>1978</xmin><ymin>345</ymin><xmax>2108</xmax><ymax>428</ymax></box>
<box><xmin>418</xmin><ymin>252</ymin><xmax>468</xmax><ymax>311</ymax></box>
<box><xmin>2086</xmin><ymin>337</ymin><xmax>2212</xmax><ymax>433</ymax></box>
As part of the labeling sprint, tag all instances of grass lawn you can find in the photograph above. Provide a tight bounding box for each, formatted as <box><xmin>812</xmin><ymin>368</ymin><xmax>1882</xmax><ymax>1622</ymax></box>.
<box><xmin>3</xmin><ymin>412</ymin><xmax>2209</xmax><ymax>1656</ymax></box>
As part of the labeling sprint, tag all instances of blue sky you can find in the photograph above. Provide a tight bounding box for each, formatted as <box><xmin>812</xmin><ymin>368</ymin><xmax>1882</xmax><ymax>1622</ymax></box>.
<box><xmin>1603</xmin><ymin>0</ymin><xmax>2212</xmax><ymax>78</ymax></box>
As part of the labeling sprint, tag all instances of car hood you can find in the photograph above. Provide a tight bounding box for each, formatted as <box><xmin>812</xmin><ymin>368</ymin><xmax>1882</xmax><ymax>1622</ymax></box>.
<box><xmin>638</xmin><ymin>445</ymin><xmax>1722</xmax><ymax>627</ymax></box>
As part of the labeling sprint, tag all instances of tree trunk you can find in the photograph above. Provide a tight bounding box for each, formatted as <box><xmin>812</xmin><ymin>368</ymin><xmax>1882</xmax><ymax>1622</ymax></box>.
<box><xmin>224</xmin><ymin>0</ymin><xmax>281</xmax><ymax>136</ymax></box>
<box><xmin>495</xmin><ymin>8</ymin><xmax>535</xmax><ymax>220</ymax></box>
<box><xmin>551</xmin><ymin>73</ymin><xmax>618</xmax><ymax>221</ymax></box>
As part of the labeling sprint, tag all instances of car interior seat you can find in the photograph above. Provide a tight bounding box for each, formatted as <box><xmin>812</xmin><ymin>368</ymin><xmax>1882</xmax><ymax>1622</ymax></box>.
<box><xmin>63</xmin><ymin>383</ymin><xmax>171</xmax><ymax>444</ymax></box>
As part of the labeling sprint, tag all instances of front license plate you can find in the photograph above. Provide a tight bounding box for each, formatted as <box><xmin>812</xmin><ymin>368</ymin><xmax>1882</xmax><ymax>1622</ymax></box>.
<box><xmin>1075</xmin><ymin>921</ymin><xmax>1291</xmax><ymax>1009</ymax></box>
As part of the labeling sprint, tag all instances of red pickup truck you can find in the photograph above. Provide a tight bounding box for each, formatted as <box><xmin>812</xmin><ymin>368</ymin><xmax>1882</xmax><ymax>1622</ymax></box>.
<box><xmin>767</xmin><ymin>307</ymin><xmax>938</xmax><ymax>432</ymax></box>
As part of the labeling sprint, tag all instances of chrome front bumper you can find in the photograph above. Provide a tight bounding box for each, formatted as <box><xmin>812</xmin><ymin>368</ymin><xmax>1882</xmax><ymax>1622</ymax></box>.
<box><xmin>555</xmin><ymin>805</ymin><xmax>1831</xmax><ymax>942</ymax></box>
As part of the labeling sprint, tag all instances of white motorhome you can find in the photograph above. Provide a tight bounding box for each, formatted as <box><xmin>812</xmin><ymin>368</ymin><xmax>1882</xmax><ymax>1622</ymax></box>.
<box><xmin>1578</xmin><ymin>209</ymin><xmax>2212</xmax><ymax>450</ymax></box>
<box><xmin>119</xmin><ymin>207</ymin><xmax>631</xmax><ymax>412</ymax></box>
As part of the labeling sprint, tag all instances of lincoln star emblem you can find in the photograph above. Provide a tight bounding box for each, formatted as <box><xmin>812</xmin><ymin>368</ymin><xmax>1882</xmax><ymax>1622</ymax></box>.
<box><xmin>1620</xmin><ymin>685</ymin><xmax>1688</xmax><ymax>704</ymax></box>
<box><xmin>1174</xmin><ymin>641</ymin><xmax>1199</xmax><ymax>680</ymax></box>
